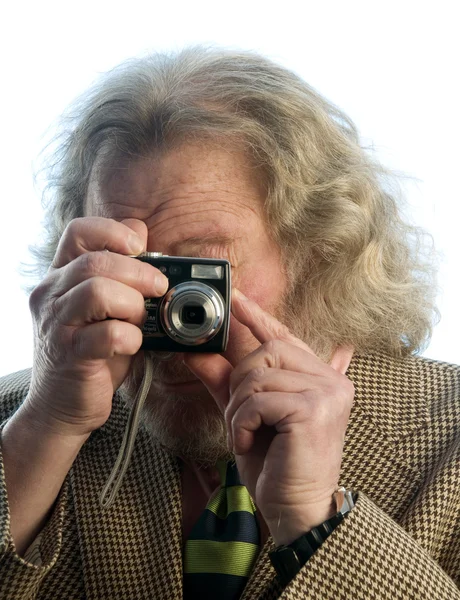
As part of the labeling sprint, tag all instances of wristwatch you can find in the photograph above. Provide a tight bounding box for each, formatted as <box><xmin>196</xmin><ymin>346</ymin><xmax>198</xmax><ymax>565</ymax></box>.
<box><xmin>269</xmin><ymin>487</ymin><xmax>355</xmax><ymax>587</ymax></box>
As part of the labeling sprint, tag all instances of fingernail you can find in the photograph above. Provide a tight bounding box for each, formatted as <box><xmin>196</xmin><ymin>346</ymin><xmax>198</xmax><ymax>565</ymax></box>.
<box><xmin>234</xmin><ymin>288</ymin><xmax>248</xmax><ymax>301</ymax></box>
<box><xmin>156</xmin><ymin>274</ymin><xmax>169</xmax><ymax>295</ymax></box>
<box><xmin>129</xmin><ymin>234</ymin><xmax>144</xmax><ymax>254</ymax></box>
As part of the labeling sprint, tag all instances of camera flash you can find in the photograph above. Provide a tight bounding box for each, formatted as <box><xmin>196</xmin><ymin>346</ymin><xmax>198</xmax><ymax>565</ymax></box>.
<box><xmin>191</xmin><ymin>265</ymin><xmax>224</xmax><ymax>279</ymax></box>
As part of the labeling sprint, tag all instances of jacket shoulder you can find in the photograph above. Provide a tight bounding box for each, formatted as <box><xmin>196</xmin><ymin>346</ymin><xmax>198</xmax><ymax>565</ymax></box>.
<box><xmin>415</xmin><ymin>354</ymin><xmax>460</xmax><ymax>421</ymax></box>
<box><xmin>0</xmin><ymin>368</ymin><xmax>32</xmax><ymax>421</ymax></box>
<box><xmin>348</xmin><ymin>351</ymin><xmax>460</xmax><ymax>435</ymax></box>
<box><xmin>414</xmin><ymin>353</ymin><xmax>460</xmax><ymax>394</ymax></box>
<box><xmin>416</xmin><ymin>353</ymin><xmax>460</xmax><ymax>376</ymax></box>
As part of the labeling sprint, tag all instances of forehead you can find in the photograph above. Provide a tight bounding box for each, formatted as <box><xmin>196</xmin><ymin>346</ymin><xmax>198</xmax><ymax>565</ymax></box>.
<box><xmin>86</xmin><ymin>141</ymin><xmax>269</xmax><ymax>250</ymax></box>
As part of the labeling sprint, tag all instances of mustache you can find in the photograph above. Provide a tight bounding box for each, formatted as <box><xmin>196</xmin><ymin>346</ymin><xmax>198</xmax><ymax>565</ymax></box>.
<box><xmin>145</xmin><ymin>351</ymin><xmax>196</xmax><ymax>383</ymax></box>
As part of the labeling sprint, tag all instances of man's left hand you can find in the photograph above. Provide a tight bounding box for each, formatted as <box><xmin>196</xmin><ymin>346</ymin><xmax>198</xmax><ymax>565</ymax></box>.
<box><xmin>184</xmin><ymin>289</ymin><xmax>354</xmax><ymax>546</ymax></box>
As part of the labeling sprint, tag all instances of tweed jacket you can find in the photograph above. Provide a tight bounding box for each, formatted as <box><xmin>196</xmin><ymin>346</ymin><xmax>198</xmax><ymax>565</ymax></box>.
<box><xmin>0</xmin><ymin>352</ymin><xmax>459</xmax><ymax>599</ymax></box>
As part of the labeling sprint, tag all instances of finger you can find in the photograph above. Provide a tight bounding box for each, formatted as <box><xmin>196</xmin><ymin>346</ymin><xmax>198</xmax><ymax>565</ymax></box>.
<box><xmin>72</xmin><ymin>320</ymin><xmax>143</xmax><ymax>360</ymax></box>
<box><xmin>230</xmin><ymin>391</ymin><xmax>298</xmax><ymax>455</ymax></box>
<box><xmin>53</xmin><ymin>251</ymin><xmax>168</xmax><ymax>298</ymax></box>
<box><xmin>231</xmin><ymin>289</ymin><xmax>315</xmax><ymax>354</ymax></box>
<box><xmin>232</xmin><ymin>290</ymin><xmax>353</xmax><ymax>375</ymax></box>
<box><xmin>330</xmin><ymin>345</ymin><xmax>354</xmax><ymax>375</ymax></box>
<box><xmin>231</xmin><ymin>289</ymin><xmax>291</xmax><ymax>344</ymax></box>
<box><xmin>53</xmin><ymin>277</ymin><xmax>147</xmax><ymax>326</ymax></box>
<box><xmin>229</xmin><ymin>339</ymin><xmax>330</xmax><ymax>396</ymax></box>
<box><xmin>226</xmin><ymin>367</ymin><xmax>324</xmax><ymax>430</ymax></box>
<box><xmin>51</xmin><ymin>217</ymin><xmax>147</xmax><ymax>268</ymax></box>
<box><xmin>120</xmin><ymin>218</ymin><xmax>148</xmax><ymax>242</ymax></box>
<box><xmin>184</xmin><ymin>353</ymin><xmax>233</xmax><ymax>413</ymax></box>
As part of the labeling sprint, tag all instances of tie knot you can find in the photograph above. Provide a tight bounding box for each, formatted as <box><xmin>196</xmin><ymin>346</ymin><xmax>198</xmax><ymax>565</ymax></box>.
<box><xmin>216</xmin><ymin>460</ymin><xmax>243</xmax><ymax>488</ymax></box>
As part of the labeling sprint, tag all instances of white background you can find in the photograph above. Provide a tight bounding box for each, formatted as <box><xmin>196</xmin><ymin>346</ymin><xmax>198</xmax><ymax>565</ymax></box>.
<box><xmin>0</xmin><ymin>0</ymin><xmax>458</xmax><ymax>376</ymax></box>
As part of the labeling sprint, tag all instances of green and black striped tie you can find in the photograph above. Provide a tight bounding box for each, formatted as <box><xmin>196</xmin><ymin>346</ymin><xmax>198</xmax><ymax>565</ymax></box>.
<box><xmin>183</xmin><ymin>461</ymin><xmax>261</xmax><ymax>599</ymax></box>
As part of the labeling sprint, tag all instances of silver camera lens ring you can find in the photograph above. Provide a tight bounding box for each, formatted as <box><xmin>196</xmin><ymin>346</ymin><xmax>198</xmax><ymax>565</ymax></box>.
<box><xmin>161</xmin><ymin>282</ymin><xmax>225</xmax><ymax>346</ymax></box>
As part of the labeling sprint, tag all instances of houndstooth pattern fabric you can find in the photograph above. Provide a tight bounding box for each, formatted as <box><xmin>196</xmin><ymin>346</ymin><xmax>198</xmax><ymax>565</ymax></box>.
<box><xmin>0</xmin><ymin>351</ymin><xmax>459</xmax><ymax>599</ymax></box>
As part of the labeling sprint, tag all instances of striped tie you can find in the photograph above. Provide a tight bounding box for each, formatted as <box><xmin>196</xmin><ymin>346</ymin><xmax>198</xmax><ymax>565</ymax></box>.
<box><xmin>183</xmin><ymin>461</ymin><xmax>261</xmax><ymax>599</ymax></box>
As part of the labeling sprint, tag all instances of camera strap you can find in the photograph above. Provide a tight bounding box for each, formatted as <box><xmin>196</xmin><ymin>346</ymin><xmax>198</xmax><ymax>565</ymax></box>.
<box><xmin>99</xmin><ymin>354</ymin><xmax>153</xmax><ymax>510</ymax></box>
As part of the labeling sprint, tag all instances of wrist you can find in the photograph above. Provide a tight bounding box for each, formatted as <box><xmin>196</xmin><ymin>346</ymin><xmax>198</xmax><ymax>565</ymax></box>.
<box><xmin>267</xmin><ymin>498</ymin><xmax>337</xmax><ymax>547</ymax></box>
<box><xmin>269</xmin><ymin>488</ymin><xmax>355</xmax><ymax>587</ymax></box>
<box><xmin>11</xmin><ymin>401</ymin><xmax>91</xmax><ymax>448</ymax></box>
<box><xmin>20</xmin><ymin>396</ymin><xmax>92</xmax><ymax>444</ymax></box>
<box><xmin>2</xmin><ymin>404</ymin><xmax>89</xmax><ymax>555</ymax></box>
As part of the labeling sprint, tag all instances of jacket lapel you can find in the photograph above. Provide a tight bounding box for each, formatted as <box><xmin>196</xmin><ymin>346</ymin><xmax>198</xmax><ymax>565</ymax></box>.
<box><xmin>70</xmin><ymin>393</ymin><xmax>184</xmax><ymax>600</ymax></box>
<box><xmin>341</xmin><ymin>352</ymin><xmax>429</xmax><ymax>520</ymax></box>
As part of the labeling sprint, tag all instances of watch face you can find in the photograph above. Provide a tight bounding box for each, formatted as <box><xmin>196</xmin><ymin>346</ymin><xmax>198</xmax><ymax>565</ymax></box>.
<box><xmin>341</xmin><ymin>490</ymin><xmax>355</xmax><ymax>515</ymax></box>
<box><xmin>334</xmin><ymin>487</ymin><xmax>355</xmax><ymax>515</ymax></box>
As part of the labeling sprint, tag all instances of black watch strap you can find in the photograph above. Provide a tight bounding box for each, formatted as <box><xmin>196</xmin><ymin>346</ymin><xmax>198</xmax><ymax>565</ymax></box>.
<box><xmin>269</xmin><ymin>511</ymin><xmax>344</xmax><ymax>587</ymax></box>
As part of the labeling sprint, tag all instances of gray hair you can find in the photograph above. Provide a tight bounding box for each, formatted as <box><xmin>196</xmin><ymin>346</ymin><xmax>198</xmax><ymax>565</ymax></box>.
<box><xmin>32</xmin><ymin>45</ymin><xmax>438</xmax><ymax>359</ymax></box>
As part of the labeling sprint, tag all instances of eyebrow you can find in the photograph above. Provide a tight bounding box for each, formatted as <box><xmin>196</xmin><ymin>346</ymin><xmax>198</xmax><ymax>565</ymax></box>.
<box><xmin>170</xmin><ymin>233</ymin><xmax>237</xmax><ymax>255</ymax></box>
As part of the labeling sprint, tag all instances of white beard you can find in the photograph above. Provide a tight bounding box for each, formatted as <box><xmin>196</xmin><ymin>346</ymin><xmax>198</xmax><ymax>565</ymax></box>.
<box><xmin>120</xmin><ymin>351</ymin><xmax>231</xmax><ymax>465</ymax></box>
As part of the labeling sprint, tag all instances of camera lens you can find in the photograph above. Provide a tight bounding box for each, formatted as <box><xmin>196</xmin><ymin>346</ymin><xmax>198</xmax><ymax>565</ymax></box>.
<box><xmin>181</xmin><ymin>304</ymin><xmax>206</xmax><ymax>325</ymax></box>
<box><xmin>161</xmin><ymin>282</ymin><xmax>226</xmax><ymax>345</ymax></box>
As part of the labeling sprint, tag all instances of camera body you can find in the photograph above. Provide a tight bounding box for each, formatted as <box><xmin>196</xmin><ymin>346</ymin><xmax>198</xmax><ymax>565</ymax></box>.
<box><xmin>135</xmin><ymin>253</ymin><xmax>231</xmax><ymax>353</ymax></box>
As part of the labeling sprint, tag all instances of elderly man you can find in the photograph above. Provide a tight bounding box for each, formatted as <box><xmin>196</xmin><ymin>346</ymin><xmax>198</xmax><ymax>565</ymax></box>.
<box><xmin>0</xmin><ymin>47</ymin><xmax>459</xmax><ymax>599</ymax></box>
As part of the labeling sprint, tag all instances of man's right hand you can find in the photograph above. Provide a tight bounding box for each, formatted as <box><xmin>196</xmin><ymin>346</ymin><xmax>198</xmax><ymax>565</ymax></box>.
<box><xmin>23</xmin><ymin>216</ymin><xmax>168</xmax><ymax>439</ymax></box>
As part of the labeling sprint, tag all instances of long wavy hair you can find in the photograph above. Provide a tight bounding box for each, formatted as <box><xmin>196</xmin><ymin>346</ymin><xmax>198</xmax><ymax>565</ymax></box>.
<box><xmin>31</xmin><ymin>46</ymin><xmax>438</xmax><ymax>360</ymax></box>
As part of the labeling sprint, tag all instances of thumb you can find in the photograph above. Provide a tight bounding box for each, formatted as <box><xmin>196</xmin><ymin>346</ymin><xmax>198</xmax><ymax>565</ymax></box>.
<box><xmin>184</xmin><ymin>353</ymin><xmax>233</xmax><ymax>413</ymax></box>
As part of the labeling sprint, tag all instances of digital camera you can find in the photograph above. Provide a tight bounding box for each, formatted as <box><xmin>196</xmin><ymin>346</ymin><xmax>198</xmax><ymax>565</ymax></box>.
<box><xmin>135</xmin><ymin>253</ymin><xmax>231</xmax><ymax>352</ymax></box>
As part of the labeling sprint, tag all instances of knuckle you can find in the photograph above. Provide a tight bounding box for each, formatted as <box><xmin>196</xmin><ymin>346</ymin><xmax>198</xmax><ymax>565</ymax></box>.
<box><xmin>78</xmin><ymin>251</ymin><xmax>111</xmax><ymax>277</ymax></box>
<box><xmin>276</xmin><ymin>322</ymin><xmax>293</xmax><ymax>340</ymax></box>
<box><xmin>64</xmin><ymin>217</ymin><xmax>85</xmax><ymax>240</ymax></box>
<box><xmin>28</xmin><ymin>282</ymin><xmax>47</xmax><ymax>314</ymax></box>
<box><xmin>313</xmin><ymin>401</ymin><xmax>332</xmax><ymax>427</ymax></box>
<box><xmin>106</xmin><ymin>321</ymin><xmax>126</xmax><ymax>352</ymax></box>
<box><xmin>247</xmin><ymin>367</ymin><xmax>267</xmax><ymax>386</ymax></box>
<box><xmin>342</xmin><ymin>374</ymin><xmax>355</xmax><ymax>395</ymax></box>
<box><xmin>86</xmin><ymin>279</ymin><xmax>112</xmax><ymax>319</ymax></box>
<box><xmin>264</xmin><ymin>339</ymin><xmax>277</xmax><ymax>354</ymax></box>
<box><xmin>338</xmin><ymin>375</ymin><xmax>355</xmax><ymax>405</ymax></box>
<box><xmin>300</xmin><ymin>391</ymin><xmax>330</xmax><ymax>425</ymax></box>
<box><xmin>84</xmin><ymin>276</ymin><xmax>108</xmax><ymax>300</ymax></box>
<box><xmin>263</xmin><ymin>339</ymin><xmax>284</xmax><ymax>365</ymax></box>
<box><xmin>29</xmin><ymin>280</ymin><xmax>57</xmax><ymax>333</ymax></box>
<box><xmin>310</xmin><ymin>375</ymin><xmax>354</xmax><ymax>423</ymax></box>
<box><xmin>331</xmin><ymin>371</ymin><xmax>354</xmax><ymax>398</ymax></box>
